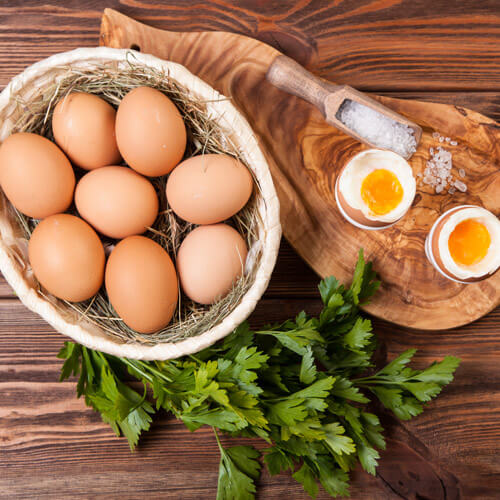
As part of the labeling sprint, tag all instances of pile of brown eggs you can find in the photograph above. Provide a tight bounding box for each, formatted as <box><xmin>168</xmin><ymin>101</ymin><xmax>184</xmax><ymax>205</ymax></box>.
<box><xmin>0</xmin><ymin>87</ymin><xmax>253</xmax><ymax>334</ymax></box>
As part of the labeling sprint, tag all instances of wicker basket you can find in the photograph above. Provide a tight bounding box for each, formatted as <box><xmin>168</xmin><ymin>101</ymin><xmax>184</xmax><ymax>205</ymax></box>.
<box><xmin>0</xmin><ymin>47</ymin><xmax>281</xmax><ymax>360</ymax></box>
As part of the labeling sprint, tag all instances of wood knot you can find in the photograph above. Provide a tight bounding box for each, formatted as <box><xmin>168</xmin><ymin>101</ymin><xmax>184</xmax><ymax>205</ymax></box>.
<box><xmin>402</xmin><ymin>290</ymin><xmax>413</xmax><ymax>304</ymax></box>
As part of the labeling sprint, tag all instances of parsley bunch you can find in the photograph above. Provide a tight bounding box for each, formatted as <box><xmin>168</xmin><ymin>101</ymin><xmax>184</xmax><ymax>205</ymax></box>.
<box><xmin>58</xmin><ymin>250</ymin><xmax>460</xmax><ymax>498</ymax></box>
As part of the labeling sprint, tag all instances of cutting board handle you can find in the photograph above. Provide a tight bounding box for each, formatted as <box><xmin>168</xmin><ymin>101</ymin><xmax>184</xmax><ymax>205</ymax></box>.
<box><xmin>266</xmin><ymin>55</ymin><xmax>338</xmax><ymax>116</ymax></box>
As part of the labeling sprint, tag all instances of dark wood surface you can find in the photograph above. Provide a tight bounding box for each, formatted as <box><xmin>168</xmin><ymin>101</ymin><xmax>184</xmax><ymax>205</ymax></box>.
<box><xmin>0</xmin><ymin>1</ymin><xmax>499</xmax><ymax>499</ymax></box>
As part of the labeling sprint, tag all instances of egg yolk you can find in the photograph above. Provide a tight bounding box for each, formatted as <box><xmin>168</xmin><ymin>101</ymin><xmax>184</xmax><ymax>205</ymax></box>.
<box><xmin>360</xmin><ymin>169</ymin><xmax>404</xmax><ymax>216</ymax></box>
<box><xmin>448</xmin><ymin>219</ymin><xmax>491</xmax><ymax>267</ymax></box>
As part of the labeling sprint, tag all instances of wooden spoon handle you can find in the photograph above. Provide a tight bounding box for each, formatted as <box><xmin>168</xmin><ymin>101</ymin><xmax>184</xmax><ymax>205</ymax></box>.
<box><xmin>266</xmin><ymin>55</ymin><xmax>337</xmax><ymax>116</ymax></box>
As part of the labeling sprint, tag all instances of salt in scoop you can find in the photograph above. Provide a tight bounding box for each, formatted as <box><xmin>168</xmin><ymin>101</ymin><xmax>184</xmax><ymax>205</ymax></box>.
<box><xmin>266</xmin><ymin>55</ymin><xmax>422</xmax><ymax>159</ymax></box>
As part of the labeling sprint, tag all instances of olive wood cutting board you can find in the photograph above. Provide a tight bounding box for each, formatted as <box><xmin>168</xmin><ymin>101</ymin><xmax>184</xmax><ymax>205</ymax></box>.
<box><xmin>100</xmin><ymin>8</ymin><xmax>500</xmax><ymax>330</ymax></box>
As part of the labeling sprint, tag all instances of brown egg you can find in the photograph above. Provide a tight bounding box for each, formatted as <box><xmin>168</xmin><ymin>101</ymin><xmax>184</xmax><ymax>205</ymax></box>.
<box><xmin>115</xmin><ymin>87</ymin><xmax>186</xmax><ymax>177</ymax></box>
<box><xmin>52</xmin><ymin>92</ymin><xmax>122</xmax><ymax>170</ymax></box>
<box><xmin>166</xmin><ymin>154</ymin><xmax>253</xmax><ymax>224</ymax></box>
<box><xmin>75</xmin><ymin>166</ymin><xmax>159</xmax><ymax>239</ymax></box>
<box><xmin>28</xmin><ymin>214</ymin><xmax>105</xmax><ymax>302</ymax></box>
<box><xmin>177</xmin><ymin>224</ymin><xmax>247</xmax><ymax>305</ymax></box>
<box><xmin>105</xmin><ymin>236</ymin><xmax>178</xmax><ymax>333</ymax></box>
<box><xmin>0</xmin><ymin>133</ymin><xmax>75</xmax><ymax>219</ymax></box>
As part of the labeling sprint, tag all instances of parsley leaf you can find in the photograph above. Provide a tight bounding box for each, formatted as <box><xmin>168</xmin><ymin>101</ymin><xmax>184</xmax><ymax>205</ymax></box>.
<box><xmin>343</xmin><ymin>318</ymin><xmax>373</xmax><ymax>351</ymax></box>
<box><xmin>323</xmin><ymin>422</ymin><xmax>356</xmax><ymax>455</ymax></box>
<box><xmin>263</xmin><ymin>447</ymin><xmax>295</xmax><ymax>475</ymax></box>
<box><xmin>355</xmin><ymin>351</ymin><xmax>460</xmax><ymax>421</ymax></box>
<box><xmin>215</xmin><ymin>431</ymin><xmax>260</xmax><ymax>500</ymax></box>
<box><xmin>293</xmin><ymin>462</ymin><xmax>319</xmax><ymax>498</ymax></box>
<box><xmin>300</xmin><ymin>347</ymin><xmax>317</xmax><ymax>384</ymax></box>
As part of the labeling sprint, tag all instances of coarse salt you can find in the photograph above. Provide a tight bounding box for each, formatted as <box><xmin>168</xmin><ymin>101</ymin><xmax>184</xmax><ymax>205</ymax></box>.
<box><xmin>422</xmin><ymin>136</ymin><xmax>466</xmax><ymax>195</ymax></box>
<box><xmin>336</xmin><ymin>99</ymin><xmax>417</xmax><ymax>158</ymax></box>
<box><xmin>454</xmin><ymin>180</ymin><xmax>467</xmax><ymax>192</ymax></box>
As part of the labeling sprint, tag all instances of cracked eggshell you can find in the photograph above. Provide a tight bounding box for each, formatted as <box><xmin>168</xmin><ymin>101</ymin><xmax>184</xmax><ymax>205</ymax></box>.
<box><xmin>427</xmin><ymin>205</ymin><xmax>500</xmax><ymax>283</ymax></box>
<box><xmin>335</xmin><ymin>149</ymin><xmax>416</xmax><ymax>230</ymax></box>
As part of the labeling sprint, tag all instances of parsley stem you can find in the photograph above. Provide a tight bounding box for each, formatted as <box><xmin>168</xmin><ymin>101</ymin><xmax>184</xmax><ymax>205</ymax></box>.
<box><xmin>120</xmin><ymin>358</ymin><xmax>155</xmax><ymax>383</ymax></box>
<box><xmin>213</xmin><ymin>427</ymin><xmax>225</xmax><ymax>456</ymax></box>
<box><xmin>136</xmin><ymin>361</ymin><xmax>173</xmax><ymax>383</ymax></box>
<box><xmin>354</xmin><ymin>378</ymin><xmax>403</xmax><ymax>386</ymax></box>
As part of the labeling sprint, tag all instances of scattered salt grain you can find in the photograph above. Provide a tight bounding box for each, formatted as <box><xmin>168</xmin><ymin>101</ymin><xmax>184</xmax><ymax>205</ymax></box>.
<box><xmin>424</xmin><ymin>134</ymin><xmax>464</xmax><ymax>194</ymax></box>
<box><xmin>337</xmin><ymin>99</ymin><xmax>417</xmax><ymax>157</ymax></box>
<box><xmin>454</xmin><ymin>180</ymin><xmax>467</xmax><ymax>192</ymax></box>
<box><xmin>422</xmin><ymin>146</ymin><xmax>461</xmax><ymax>194</ymax></box>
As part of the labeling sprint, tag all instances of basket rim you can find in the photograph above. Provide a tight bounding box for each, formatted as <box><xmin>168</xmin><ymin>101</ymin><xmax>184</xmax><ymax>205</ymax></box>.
<box><xmin>0</xmin><ymin>46</ymin><xmax>281</xmax><ymax>360</ymax></box>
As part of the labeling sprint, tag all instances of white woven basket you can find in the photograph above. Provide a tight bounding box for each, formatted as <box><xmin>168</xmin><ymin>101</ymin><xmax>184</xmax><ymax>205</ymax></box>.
<box><xmin>0</xmin><ymin>47</ymin><xmax>281</xmax><ymax>360</ymax></box>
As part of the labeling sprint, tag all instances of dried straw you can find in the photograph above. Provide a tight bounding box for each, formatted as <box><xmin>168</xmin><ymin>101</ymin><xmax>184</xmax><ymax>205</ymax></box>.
<box><xmin>7</xmin><ymin>57</ymin><xmax>261</xmax><ymax>345</ymax></box>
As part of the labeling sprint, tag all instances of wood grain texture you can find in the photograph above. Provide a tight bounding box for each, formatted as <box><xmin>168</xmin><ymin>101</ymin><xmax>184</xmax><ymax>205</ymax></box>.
<box><xmin>100</xmin><ymin>8</ymin><xmax>500</xmax><ymax>330</ymax></box>
<box><xmin>2</xmin><ymin>1</ymin><xmax>500</xmax><ymax>91</ymax></box>
<box><xmin>1</xmin><ymin>1</ymin><xmax>500</xmax><ymax>499</ymax></box>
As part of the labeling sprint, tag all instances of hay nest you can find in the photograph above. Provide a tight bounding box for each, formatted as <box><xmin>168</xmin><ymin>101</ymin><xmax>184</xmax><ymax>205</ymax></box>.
<box><xmin>5</xmin><ymin>54</ymin><xmax>263</xmax><ymax>346</ymax></box>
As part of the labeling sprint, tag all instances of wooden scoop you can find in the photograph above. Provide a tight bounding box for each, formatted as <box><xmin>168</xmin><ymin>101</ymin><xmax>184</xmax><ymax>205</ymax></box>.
<box><xmin>266</xmin><ymin>55</ymin><xmax>422</xmax><ymax>159</ymax></box>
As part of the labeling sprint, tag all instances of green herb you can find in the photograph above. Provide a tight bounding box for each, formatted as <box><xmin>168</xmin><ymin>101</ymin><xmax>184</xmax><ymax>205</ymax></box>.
<box><xmin>58</xmin><ymin>250</ymin><xmax>460</xmax><ymax>498</ymax></box>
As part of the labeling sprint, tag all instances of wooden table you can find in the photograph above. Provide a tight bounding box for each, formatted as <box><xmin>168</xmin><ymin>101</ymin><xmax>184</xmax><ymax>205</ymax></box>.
<box><xmin>0</xmin><ymin>2</ymin><xmax>499</xmax><ymax>499</ymax></box>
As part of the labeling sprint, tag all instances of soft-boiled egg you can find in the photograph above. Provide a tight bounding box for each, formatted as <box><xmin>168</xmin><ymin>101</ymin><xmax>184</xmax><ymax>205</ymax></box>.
<box><xmin>425</xmin><ymin>205</ymin><xmax>500</xmax><ymax>283</ymax></box>
<box><xmin>335</xmin><ymin>149</ymin><xmax>416</xmax><ymax>229</ymax></box>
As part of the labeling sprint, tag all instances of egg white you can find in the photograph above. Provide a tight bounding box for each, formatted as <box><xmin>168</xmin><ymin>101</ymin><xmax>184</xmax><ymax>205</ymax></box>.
<box><xmin>338</xmin><ymin>149</ymin><xmax>416</xmax><ymax>223</ymax></box>
<box><xmin>437</xmin><ymin>206</ymin><xmax>500</xmax><ymax>279</ymax></box>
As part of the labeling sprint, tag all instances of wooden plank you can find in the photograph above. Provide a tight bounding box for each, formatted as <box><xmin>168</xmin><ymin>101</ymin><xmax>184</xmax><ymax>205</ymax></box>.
<box><xmin>0</xmin><ymin>1</ymin><xmax>498</xmax><ymax>91</ymax></box>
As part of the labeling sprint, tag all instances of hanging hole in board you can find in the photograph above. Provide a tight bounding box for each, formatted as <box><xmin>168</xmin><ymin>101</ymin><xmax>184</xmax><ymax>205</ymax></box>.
<box><xmin>130</xmin><ymin>44</ymin><xmax>141</xmax><ymax>51</ymax></box>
